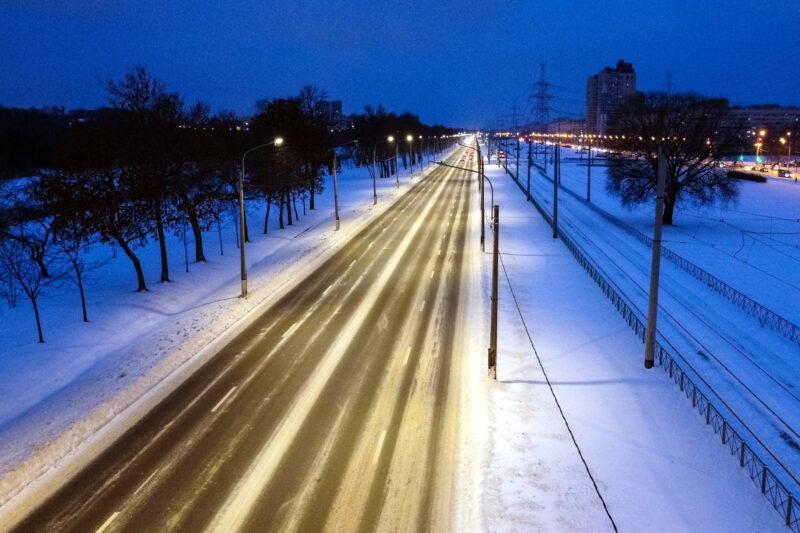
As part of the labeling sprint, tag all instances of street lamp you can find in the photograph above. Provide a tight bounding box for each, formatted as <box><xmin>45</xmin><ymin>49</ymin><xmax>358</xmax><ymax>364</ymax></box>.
<box><xmin>239</xmin><ymin>137</ymin><xmax>284</xmax><ymax>297</ymax></box>
<box><xmin>406</xmin><ymin>134</ymin><xmax>414</xmax><ymax>178</ymax></box>
<box><xmin>331</xmin><ymin>140</ymin><xmax>358</xmax><ymax>231</ymax></box>
<box><xmin>388</xmin><ymin>135</ymin><xmax>399</xmax><ymax>188</ymax></box>
<box><xmin>780</xmin><ymin>135</ymin><xmax>791</xmax><ymax>167</ymax></box>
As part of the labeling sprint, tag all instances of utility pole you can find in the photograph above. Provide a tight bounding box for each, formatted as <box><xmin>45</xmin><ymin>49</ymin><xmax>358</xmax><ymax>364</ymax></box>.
<box><xmin>372</xmin><ymin>146</ymin><xmax>378</xmax><ymax>205</ymax></box>
<box><xmin>587</xmin><ymin>141</ymin><xmax>592</xmax><ymax>202</ymax></box>
<box><xmin>489</xmin><ymin>204</ymin><xmax>499</xmax><ymax>379</ymax></box>
<box><xmin>480</xmin><ymin>144</ymin><xmax>486</xmax><ymax>251</ymax></box>
<box><xmin>543</xmin><ymin>140</ymin><xmax>548</xmax><ymax>174</ymax></box>
<box><xmin>332</xmin><ymin>153</ymin><xmax>340</xmax><ymax>230</ymax></box>
<box><xmin>392</xmin><ymin>137</ymin><xmax>399</xmax><ymax>188</ymax></box>
<box><xmin>644</xmin><ymin>146</ymin><xmax>667</xmax><ymax>368</ymax></box>
<box><xmin>552</xmin><ymin>141</ymin><xmax>559</xmax><ymax>239</ymax></box>
<box><xmin>526</xmin><ymin>137</ymin><xmax>532</xmax><ymax>201</ymax></box>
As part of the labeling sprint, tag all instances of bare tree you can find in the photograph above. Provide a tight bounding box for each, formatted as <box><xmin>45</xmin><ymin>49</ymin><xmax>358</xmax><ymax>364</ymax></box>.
<box><xmin>52</xmin><ymin>218</ymin><xmax>104</xmax><ymax>322</ymax></box>
<box><xmin>607</xmin><ymin>92</ymin><xmax>738</xmax><ymax>225</ymax></box>
<box><xmin>0</xmin><ymin>236</ymin><xmax>57</xmax><ymax>342</ymax></box>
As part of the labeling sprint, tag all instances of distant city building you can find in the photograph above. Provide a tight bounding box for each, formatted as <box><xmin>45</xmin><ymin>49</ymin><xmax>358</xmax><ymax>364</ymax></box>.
<box><xmin>585</xmin><ymin>60</ymin><xmax>636</xmax><ymax>134</ymax></box>
<box><xmin>547</xmin><ymin>117</ymin><xmax>585</xmax><ymax>135</ymax></box>
<box><xmin>723</xmin><ymin>104</ymin><xmax>800</xmax><ymax>134</ymax></box>
<box><xmin>315</xmin><ymin>100</ymin><xmax>343</xmax><ymax>130</ymax></box>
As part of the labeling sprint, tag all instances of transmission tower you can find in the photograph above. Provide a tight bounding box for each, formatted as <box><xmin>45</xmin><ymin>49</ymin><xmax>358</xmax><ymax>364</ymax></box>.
<box><xmin>531</xmin><ymin>64</ymin><xmax>553</xmax><ymax>132</ymax></box>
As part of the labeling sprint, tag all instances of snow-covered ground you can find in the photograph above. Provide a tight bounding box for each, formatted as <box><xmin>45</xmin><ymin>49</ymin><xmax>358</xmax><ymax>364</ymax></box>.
<box><xmin>557</xmin><ymin>148</ymin><xmax>800</xmax><ymax>326</ymax></box>
<box><xmin>465</xmin><ymin>148</ymin><xmax>786</xmax><ymax>531</ymax></box>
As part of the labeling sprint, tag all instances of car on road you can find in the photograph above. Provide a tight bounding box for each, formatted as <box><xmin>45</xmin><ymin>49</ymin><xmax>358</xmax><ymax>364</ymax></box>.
<box><xmin>778</xmin><ymin>168</ymin><xmax>793</xmax><ymax>178</ymax></box>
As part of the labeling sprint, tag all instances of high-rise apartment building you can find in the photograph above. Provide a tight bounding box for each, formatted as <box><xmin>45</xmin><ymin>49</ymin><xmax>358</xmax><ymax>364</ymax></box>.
<box><xmin>315</xmin><ymin>100</ymin><xmax>343</xmax><ymax>130</ymax></box>
<box><xmin>585</xmin><ymin>60</ymin><xmax>636</xmax><ymax>134</ymax></box>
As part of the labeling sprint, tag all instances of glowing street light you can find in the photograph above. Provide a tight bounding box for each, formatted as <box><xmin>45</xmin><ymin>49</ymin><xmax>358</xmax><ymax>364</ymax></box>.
<box><xmin>388</xmin><ymin>135</ymin><xmax>399</xmax><ymax>188</ymax></box>
<box><xmin>780</xmin><ymin>135</ymin><xmax>791</xmax><ymax>167</ymax></box>
<box><xmin>406</xmin><ymin>134</ymin><xmax>415</xmax><ymax>178</ymax></box>
<box><xmin>239</xmin><ymin>137</ymin><xmax>284</xmax><ymax>297</ymax></box>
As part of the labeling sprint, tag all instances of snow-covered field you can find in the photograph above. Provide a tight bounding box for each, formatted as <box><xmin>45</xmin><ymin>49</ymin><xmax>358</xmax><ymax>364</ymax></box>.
<box><xmin>557</xmin><ymin>149</ymin><xmax>800</xmax><ymax>326</ymax></box>
<box><xmin>465</xmin><ymin>148</ymin><xmax>787</xmax><ymax>531</ymax></box>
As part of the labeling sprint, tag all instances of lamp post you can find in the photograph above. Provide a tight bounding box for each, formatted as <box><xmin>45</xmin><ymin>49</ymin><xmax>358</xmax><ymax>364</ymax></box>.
<box><xmin>388</xmin><ymin>135</ymin><xmax>399</xmax><ymax>188</ymax></box>
<box><xmin>371</xmin><ymin>146</ymin><xmax>378</xmax><ymax>205</ymax></box>
<box><xmin>331</xmin><ymin>140</ymin><xmax>358</xmax><ymax>231</ymax></box>
<box><xmin>239</xmin><ymin>137</ymin><xmax>284</xmax><ymax>297</ymax></box>
<box><xmin>457</xmin><ymin>141</ymin><xmax>491</xmax><ymax>251</ymax></box>
<box><xmin>406</xmin><ymin>134</ymin><xmax>414</xmax><ymax>178</ymax></box>
<box><xmin>780</xmin><ymin>135</ymin><xmax>791</xmax><ymax>168</ymax></box>
<box><xmin>756</xmin><ymin>129</ymin><xmax>767</xmax><ymax>166</ymax></box>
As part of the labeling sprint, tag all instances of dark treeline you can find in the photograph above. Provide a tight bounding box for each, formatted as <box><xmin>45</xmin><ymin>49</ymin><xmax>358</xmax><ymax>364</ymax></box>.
<box><xmin>0</xmin><ymin>65</ymin><xmax>458</xmax><ymax>342</ymax></box>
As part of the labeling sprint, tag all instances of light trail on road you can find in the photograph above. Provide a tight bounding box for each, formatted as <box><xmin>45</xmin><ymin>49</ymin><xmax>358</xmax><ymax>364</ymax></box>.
<box><xmin>10</xmin><ymin>147</ymin><xmax>476</xmax><ymax>532</ymax></box>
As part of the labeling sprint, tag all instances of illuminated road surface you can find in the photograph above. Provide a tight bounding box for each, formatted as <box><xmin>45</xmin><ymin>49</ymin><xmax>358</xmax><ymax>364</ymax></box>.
<box><xmin>13</xmin><ymin>147</ymin><xmax>474</xmax><ymax>532</ymax></box>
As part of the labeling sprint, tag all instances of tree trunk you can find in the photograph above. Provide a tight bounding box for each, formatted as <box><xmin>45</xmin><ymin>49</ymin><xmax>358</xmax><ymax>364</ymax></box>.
<box><xmin>309</xmin><ymin>185</ymin><xmax>315</xmax><ymax>210</ymax></box>
<box><xmin>663</xmin><ymin>198</ymin><xmax>676</xmax><ymax>225</ymax></box>
<box><xmin>292</xmin><ymin>191</ymin><xmax>299</xmax><ymax>221</ymax></box>
<box><xmin>183</xmin><ymin>195</ymin><xmax>206</xmax><ymax>262</ymax></box>
<box><xmin>217</xmin><ymin>215</ymin><xmax>223</xmax><ymax>256</ymax></box>
<box><xmin>286</xmin><ymin>189</ymin><xmax>293</xmax><ymax>226</ymax></box>
<box><xmin>117</xmin><ymin>236</ymin><xmax>147</xmax><ymax>291</ymax></box>
<box><xmin>278</xmin><ymin>194</ymin><xmax>285</xmax><ymax>229</ymax></box>
<box><xmin>76</xmin><ymin>267</ymin><xmax>88</xmax><ymax>322</ymax></box>
<box><xmin>31</xmin><ymin>295</ymin><xmax>44</xmax><ymax>343</ymax></box>
<box><xmin>264</xmin><ymin>197</ymin><xmax>271</xmax><ymax>234</ymax></box>
<box><xmin>154</xmin><ymin>201</ymin><xmax>170</xmax><ymax>282</ymax></box>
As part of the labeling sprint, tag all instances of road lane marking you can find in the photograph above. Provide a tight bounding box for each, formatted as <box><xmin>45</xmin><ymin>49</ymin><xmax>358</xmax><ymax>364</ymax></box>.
<box><xmin>437</xmin><ymin>248</ymin><xmax>441</xmax><ymax>256</ymax></box>
<box><xmin>322</xmin><ymin>286</ymin><xmax>332</xmax><ymax>296</ymax></box>
<box><xmin>372</xmin><ymin>430</ymin><xmax>388</xmax><ymax>465</ymax></box>
<box><xmin>281</xmin><ymin>322</ymin><xmax>300</xmax><ymax>339</ymax></box>
<box><xmin>420</xmin><ymin>301</ymin><xmax>425</xmax><ymax>312</ymax></box>
<box><xmin>404</xmin><ymin>346</ymin><xmax>412</xmax><ymax>366</ymax></box>
<box><xmin>96</xmin><ymin>511</ymin><xmax>120</xmax><ymax>533</ymax></box>
<box><xmin>430</xmin><ymin>270</ymin><xmax>434</xmax><ymax>279</ymax></box>
<box><xmin>211</xmin><ymin>386</ymin><xmax>238</xmax><ymax>413</ymax></box>
<box><xmin>133</xmin><ymin>469</ymin><xmax>159</xmax><ymax>496</ymax></box>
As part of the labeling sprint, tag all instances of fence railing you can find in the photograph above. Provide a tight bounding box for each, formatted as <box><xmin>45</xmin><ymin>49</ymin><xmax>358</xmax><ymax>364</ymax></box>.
<box><xmin>533</xmin><ymin>167</ymin><xmax>800</xmax><ymax>346</ymax></box>
<box><xmin>511</xmin><ymin>173</ymin><xmax>800</xmax><ymax>532</ymax></box>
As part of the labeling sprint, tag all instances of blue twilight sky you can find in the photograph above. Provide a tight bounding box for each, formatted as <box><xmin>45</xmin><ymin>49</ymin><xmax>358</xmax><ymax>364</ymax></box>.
<box><xmin>1</xmin><ymin>0</ymin><xmax>798</xmax><ymax>128</ymax></box>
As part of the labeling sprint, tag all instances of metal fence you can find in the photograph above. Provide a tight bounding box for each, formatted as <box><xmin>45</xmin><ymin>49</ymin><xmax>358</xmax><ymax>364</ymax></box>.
<box><xmin>510</xmin><ymin>173</ymin><xmax>800</xmax><ymax>531</ymax></box>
